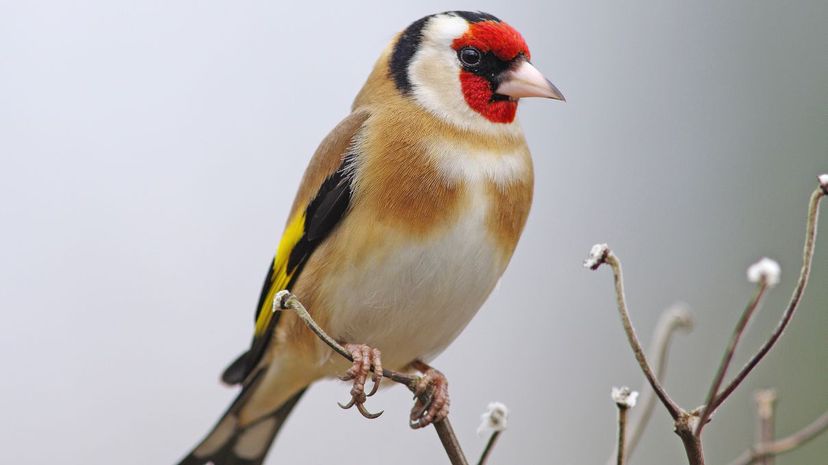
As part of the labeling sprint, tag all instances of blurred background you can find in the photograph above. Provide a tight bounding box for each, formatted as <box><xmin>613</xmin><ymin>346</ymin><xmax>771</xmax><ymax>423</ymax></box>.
<box><xmin>1</xmin><ymin>1</ymin><xmax>826</xmax><ymax>464</ymax></box>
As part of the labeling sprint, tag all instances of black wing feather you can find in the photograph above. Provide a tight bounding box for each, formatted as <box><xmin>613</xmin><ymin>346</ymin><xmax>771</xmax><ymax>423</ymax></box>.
<box><xmin>222</xmin><ymin>153</ymin><xmax>356</xmax><ymax>385</ymax></box>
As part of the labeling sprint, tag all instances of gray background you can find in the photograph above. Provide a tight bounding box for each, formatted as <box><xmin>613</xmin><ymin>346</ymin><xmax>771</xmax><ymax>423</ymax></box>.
<box><xmin>1</xmin><ymin>1</ymin><xmax>826</xmax><ymax>464</ymax></box>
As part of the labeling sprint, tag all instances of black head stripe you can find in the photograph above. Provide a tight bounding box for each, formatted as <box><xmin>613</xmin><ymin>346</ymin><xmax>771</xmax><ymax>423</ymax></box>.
<box><xmin>389</xmin><ymin>15</ymin><xmax>430</xmax><ymax>94</ymax></box>
<box><xmin>450</xmin><ymin>11</ymin><xmax>501</xmax><ymax>23</ymax></box>
<box><xmin>389</xmin><ymin>11</ymin><xmax>501</xmax><ymax>95</ymax></box>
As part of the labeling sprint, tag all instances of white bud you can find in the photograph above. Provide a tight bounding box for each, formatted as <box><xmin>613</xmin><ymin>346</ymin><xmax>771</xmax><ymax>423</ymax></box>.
<box><xmin>584</xmin><ymin>243</ymin><xmax>609</xmax><ymax>269</ymax></box>
<box><xmin>819</xmin><ymin>174</ymin><xmax>828</xmax><ymax>193</ymax></box>
<box><xmin>747</xmin><ymin>258</ymin><xmax>781</xmax><ymax>288</ymax></box>
<box><xmin>611</xmin><ymin>386</ymin><xmax>639</xmax><ymax>408</ymax></box>
<box><xmin>477</xmin><ymin>402</ymin><xmax>509</xmax><ymax>435</ymax></box>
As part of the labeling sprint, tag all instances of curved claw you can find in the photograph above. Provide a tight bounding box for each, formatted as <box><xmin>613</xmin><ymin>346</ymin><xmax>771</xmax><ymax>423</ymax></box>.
<box><xmin>366</xmin><ymin>379</ymin><xmax>380</xmax><ymax>397</ymax></box>
<box><xmin>356</xmin><ymin>403</ymin><xmax>384</xmax><ymax>419</ymax></box>
<box><xmin>409</xmin><ymin>395</ymin><xmax>428</xmax><ymax>429</ymax></box>
<box><xmin>366</xmin><ymin>348</ymin><xmax>382</xmax><ymax>397</ymax></box>
<box><xmin>338</xmin><ymin>398</ymin><xmax>356</xmax><ymax>410</ymax></box>
<box><xmin>366</xmin><ymin>372</ymin><xmax>382</xmax><ymax>398</ymax></box>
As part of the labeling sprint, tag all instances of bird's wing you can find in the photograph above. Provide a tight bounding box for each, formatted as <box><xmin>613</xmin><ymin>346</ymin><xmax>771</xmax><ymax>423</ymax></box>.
<box><xmin>221</xmin><ymin>110</ymin><xmax>370</xmax><ymax>385</ymax></box>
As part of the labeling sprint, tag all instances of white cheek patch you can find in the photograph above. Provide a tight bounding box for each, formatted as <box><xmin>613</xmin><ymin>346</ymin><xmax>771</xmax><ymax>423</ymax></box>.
<box><xmin>408</xmin><ymin>46</ymin><xmax>469</xmax><ymax>123</ymax></box>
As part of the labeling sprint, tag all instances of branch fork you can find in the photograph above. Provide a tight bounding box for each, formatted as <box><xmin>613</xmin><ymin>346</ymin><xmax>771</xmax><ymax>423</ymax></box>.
<box><xmin>585</xmin><ymin>175</ymin><xmax>827</xmax><ymax>465</ymax></box>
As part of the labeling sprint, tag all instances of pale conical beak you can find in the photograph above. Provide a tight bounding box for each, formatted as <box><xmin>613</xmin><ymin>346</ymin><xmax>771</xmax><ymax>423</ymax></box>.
<box><xmin>496</xmin><ymin>60</ymin><xmax>565</xmax><ymax>101</ymax></box>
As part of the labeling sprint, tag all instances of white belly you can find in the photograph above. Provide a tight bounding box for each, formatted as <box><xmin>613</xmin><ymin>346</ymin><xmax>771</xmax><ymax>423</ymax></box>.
<box><xmin>323</xmin><ymin>186</ymin><xmax>504</xmax><ymax>369</ymax></box>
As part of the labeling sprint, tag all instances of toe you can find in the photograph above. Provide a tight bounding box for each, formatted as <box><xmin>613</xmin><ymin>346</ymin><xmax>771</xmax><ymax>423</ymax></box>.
<box><xmin>367</xmin><ymin>349</ymin><xmax>382</xmax><ymax>397</ymax></box>
<box><xmin>427</xmin><ymin>389</ymin><xmax>449</xmax><ymax>424</ymax></box>
<box><xmin>409</xmin><ymin>368</ymin><xmax>450</xmax><ymax>428</ymax></box>
<box><xmin>337</xmin><ymin>344</ymin><xmax>386</xmax><ymax>420</ymax></box>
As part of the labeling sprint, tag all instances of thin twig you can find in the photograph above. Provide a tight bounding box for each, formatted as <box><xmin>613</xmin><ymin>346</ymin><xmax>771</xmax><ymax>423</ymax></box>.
<box><xmin>477</xmin><ymin>431</ymin><xmax>501</xmax><ymax>465</ymax></box>
<box><xmin>607</xmin><ymin>305</ymin><xmax>693</xmax><ymax>465</ymax></box>
<box><xmin>696</xmin><ymin>284</ymin><xmax>769</xmax><ymax>435</ymax></box>
<box><xmin>616</xmin><ymin>404</ymin><xmax>630</xmax><ymax>465</ymax></box>
<box><xmin>753</xmin><ymin>389</ymin><xmax>777</xmax><ymax>465</ymax></box>
<box><xmin>611</xmin><ymin>387</ymin><xmax>638</xmax><ymax>465</ymax></box>
<box><xmin>726</xmin><ymin>410</ymin><xmax>828</xmax><ymax>465</ymax></box>
<box><xmin>274</xmin><ymin>291</ymin><xmax>469</xmax><ymax>465</ymax></box>
<box><xmin>588</xmin><ymin>248</ymin><xmax>683</xmax><ymax>420</ymax></box>
<box><xmin>711</xmin><ymin>186</ymin><xmax>824</xmax><ymax>412</ymax></box>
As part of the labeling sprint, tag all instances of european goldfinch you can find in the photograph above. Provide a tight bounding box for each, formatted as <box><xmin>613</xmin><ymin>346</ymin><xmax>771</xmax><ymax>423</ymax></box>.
<box><xmin>179</xmin><ymin>11</ymin><xmax>563</xmax><ymax>465</ymax></box>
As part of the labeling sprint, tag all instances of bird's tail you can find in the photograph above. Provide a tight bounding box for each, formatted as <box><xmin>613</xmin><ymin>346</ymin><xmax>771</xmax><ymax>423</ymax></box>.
<box><xmin>177</xmin><ymin>377</ymin><xmax>306</xmax><ymax>465</ymax></box>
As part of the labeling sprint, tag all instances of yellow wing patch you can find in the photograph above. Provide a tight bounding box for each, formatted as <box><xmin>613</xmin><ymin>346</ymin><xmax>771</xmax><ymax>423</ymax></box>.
<box><xmin>253</xmin><ymin>210</ymin><xmax>306</xmax><ymax>336</ymax></box>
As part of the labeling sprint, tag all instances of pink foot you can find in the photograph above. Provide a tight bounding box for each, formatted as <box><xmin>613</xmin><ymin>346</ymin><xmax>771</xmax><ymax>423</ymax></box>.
<box><xmin>338</xmin><ymin>343</ymin><xmax>384</xmax><ymax>419</ymax></box>
<box><xmin>409</xmin><ymin>360</ymin><xmax>450</xmax><ymax>429</ymax></box>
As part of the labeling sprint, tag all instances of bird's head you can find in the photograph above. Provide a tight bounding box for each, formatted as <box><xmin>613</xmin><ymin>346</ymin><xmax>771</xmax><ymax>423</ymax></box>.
<box><xmin>388</xmin><ymin>11</ymin><xmax>563</xmax><ymax>132</ymax></box>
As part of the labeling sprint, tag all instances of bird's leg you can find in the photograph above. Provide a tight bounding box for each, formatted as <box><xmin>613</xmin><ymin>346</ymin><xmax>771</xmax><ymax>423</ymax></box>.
<box><xmin>409</xmin><ymin>359</ymin><xmax>450</xmax><ymax>429</ymax></box>
<box><xmin>337</xmin><ymin>343</ymin><xmax>384</xmax><ymax>419</ymax></box>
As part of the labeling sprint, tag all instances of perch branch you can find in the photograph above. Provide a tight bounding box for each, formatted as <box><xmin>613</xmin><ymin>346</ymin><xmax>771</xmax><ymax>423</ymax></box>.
<box><xmin>274</xmin><ymin>291</ymin><xmax>469</xmax><ymax>465</ymax></box>
<box><xmin>710</xmin><ymin>183</ymin><xmax>825</xmax><ymax>413</ymax></box>
<box><xmin>726</xmin><ymin>409</ymin><xmax>828</xmax><ymax>465</ymax></box>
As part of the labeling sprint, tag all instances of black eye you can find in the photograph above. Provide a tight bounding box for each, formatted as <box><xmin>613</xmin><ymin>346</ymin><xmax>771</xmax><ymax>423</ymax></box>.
<box><xmin>458</xmin><ymin>47</ymin><xmax>481</xmax><ymax>67</ymax></box>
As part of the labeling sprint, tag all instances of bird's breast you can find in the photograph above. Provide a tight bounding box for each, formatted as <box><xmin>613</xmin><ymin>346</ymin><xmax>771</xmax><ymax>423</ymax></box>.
<box><xmin>317</xmin><ymin>140</ymin><xmax>533</xmax><ymax>370</ymax></box>
<box><xmin>324</xmin><ymin>183</ymin><xmax>504</xmax><ymax>369</ymax></box>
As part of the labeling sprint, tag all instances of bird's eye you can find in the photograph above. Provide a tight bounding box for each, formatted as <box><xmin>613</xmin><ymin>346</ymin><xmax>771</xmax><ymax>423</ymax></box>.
<box><xmin>458</xmin><ymin>47</ymin><xmax>482</xmax><ymax>67</ymax></box>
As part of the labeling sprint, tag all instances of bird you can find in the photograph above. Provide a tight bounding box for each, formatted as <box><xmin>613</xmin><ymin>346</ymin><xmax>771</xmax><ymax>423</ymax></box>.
<box><xmin>178</xmin><ymin>10</ymin><xmax>563</xmax><ymax>465</ymax></box>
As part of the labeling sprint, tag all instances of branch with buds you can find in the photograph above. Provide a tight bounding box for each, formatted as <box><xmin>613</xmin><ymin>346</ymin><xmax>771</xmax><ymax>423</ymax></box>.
<box><xmin>585</xmin><ymin>174</ymin><xmax>828</xmax><ymax>465</ymax></box>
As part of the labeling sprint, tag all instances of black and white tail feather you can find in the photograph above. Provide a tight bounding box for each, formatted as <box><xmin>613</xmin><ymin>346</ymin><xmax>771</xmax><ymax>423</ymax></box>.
<box><xmin>177</xmin><ymin>372</ymin><xmax>306</xmax><ymax>465</ymax></box>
